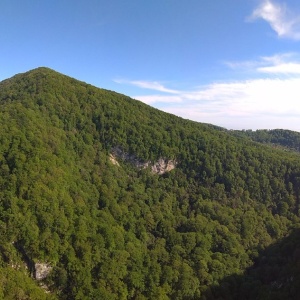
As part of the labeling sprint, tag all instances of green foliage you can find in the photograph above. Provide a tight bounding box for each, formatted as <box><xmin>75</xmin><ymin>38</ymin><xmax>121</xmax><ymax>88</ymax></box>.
<box><xmin>232</xmin><ymin>129</ymin><xmax>300</xmax><ymax>153</ymax></box>
<box><xmin>204</xmin><ymin>228</ymin><xmax>300</xmax><ymax>300</ymax></box>
<box><xmin>0</xmin><ymin>67</ymin><xmax>300</xmax><ymax>299</ymax></box>
<box><xmin>0</xmin><ymin>267</ymin><xmax>56</xmax><ymax>300</ymax></box>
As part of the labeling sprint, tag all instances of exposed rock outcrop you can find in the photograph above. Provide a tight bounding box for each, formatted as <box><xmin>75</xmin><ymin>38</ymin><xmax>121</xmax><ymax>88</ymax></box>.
<box><xmin>151</xmin><ymin>158</ymin><xmax>176</xmax><ymax>174</ymax></box>
<box><xmin>110</xmin><ymin>147</ymin><xmax>176</xmax><ymax>174</ymax></box>
<box><xmin>110</xmin><ymin>147</ymin><xmax>150</xmax><ymax>169</ymax></box>
<box><xmin>34</xmin><ymin>262</ymin><xmax>52</xmax><ymax>280</ymax></box>
<box><xmin>109</xmin><ymin>154</ymin><xmax>120</xmax><ymax>166</ymax></box>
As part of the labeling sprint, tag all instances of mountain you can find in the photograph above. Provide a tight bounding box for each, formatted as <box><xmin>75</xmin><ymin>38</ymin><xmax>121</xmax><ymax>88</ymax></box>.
<box><xmin>1</xmin><ymin>67</ymin><xmax>300</xmax><ymax>299</ymax></box>
<box><xmin>231</xmin><ymin>129</ymin><xmax>300</xmax><ymax>153</ymax></box>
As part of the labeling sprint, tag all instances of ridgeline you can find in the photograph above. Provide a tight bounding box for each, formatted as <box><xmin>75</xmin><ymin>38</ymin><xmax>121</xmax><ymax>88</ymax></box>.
<box><xmin>1</xmin><ymin>67</ymin><xmax>300</xmax><ymax>299</ymax></box>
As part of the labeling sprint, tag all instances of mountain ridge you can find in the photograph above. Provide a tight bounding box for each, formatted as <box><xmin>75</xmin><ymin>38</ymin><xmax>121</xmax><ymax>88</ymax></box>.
<box><xmin>1</xmin><ymin>67</ymin><xmax>300</xmax><ymax>299</ymax></box>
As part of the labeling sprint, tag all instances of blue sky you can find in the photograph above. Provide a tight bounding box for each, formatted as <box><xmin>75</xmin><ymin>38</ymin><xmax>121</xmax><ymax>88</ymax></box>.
<box><xmin>1</xmin><ymin>0</ymin><xmax>300</xmax><ymax>131</ymax></box>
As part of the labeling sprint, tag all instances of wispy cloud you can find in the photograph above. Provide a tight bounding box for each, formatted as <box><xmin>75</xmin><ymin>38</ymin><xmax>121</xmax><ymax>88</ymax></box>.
<box><xmin>155</xmin><ymin>77</ymin><xmax>300</xmax><ymax>130</ymax></box>
<box><xmin>134</xmin><ymin>78</ymin><xmax>300</xmax><ymax>115</ymax></box>
<box><xmin>114</xmin><ymin>79</ymin><xmax>179</xmax><ymax>94</ymax></box>
<box><xmin>249</xmin><ymin>0</ymin><xmax>300</xmax><ymax>40</ymax></box>
<box><xmin>258</xmin><ymin>62</ymin><xmax>300</xmax><ymax>74</ymax></box>
<box><xmin>115</xmin><ymin>53</ymin><xmax>300</xmax><ymax>131</ymax></box>
<box><xmin>133</xmin><ymin>95</ymin><xmax>183</xmax><ymax>105</ymax></box>
<box><xmin>226</xmin><ymin>53</ymin><xmax>300</xmax><ymax>74</ymax></box>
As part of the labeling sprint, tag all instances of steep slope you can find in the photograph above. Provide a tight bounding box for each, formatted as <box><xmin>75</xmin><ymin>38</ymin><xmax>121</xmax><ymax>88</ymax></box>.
<box><xmin>1</xmin><ymin>67</ymin><xmax>300</xmax><ymax>299</ymax></box>
<box><xmin>204</xmin><ymin>228</ymin><xmax>300</xmax><ymax>300</ymax></box>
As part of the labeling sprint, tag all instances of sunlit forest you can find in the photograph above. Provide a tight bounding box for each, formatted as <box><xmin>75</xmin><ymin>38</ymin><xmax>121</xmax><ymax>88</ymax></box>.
<box><xmin>1</xmin><ymin>67</ymin><xmax>300</xmax><ymax>299</ymax></box>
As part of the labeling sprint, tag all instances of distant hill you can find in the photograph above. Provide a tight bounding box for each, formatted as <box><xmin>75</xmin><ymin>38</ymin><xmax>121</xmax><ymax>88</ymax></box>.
<box><xmin>1</xmin><ymin>67</ymin><xmax>300</xmax><ymax>299</ymax></box>
<box><xmin>231</xmin><ymin>129</ymin><xmax>300</xmax><ymax>153</ymax></box>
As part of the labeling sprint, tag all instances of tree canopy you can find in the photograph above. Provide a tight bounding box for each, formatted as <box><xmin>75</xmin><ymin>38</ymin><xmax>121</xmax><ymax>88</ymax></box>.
<box><xmin>1</xmin><ymin>67</ymin><xmax>300</xmax><ymax>299</ymax></box>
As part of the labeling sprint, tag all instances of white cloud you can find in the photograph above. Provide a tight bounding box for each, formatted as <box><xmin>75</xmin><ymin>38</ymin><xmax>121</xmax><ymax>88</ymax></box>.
<box><xmin>114</xmin><ymin>79</ymin><xmax>179</xmax><ymax>94</ymax></box>
<box><xmin>116</xmin><ymin>53</ymin><xmax>300</xmax><ymax>131</ymax></box>
<box><xmin>131</xmin><ymin>77</ymin><xmax>300</xmax><ymax>131</ymax></box>
<box><xmin>134</xmin><ymin>78</ymin><xmax>300</xmax><ymax>115</ymax></box>
<box><xmin>133</xmin><ymin>95</ymin><xmax>183</xmax><ymax>105</ymax></box>
<box><xmin>261</xmin><ymin>52</ymin><xmax>294</xmax><ymax>64</ymax></box>
<box><xmin>258</xmin><ymin>62</ymin><xmax>300</xmax><ymax>74</ymax></box>
<box><xmin>227</xmin><ymin>53</ymin><xmax>300</xmax><ymax>74</ymax></box>
<box><xmin>249</xmin><ymin>0</ymin><xmax>300</xmax><ymax>40</ymax></box>
<box><xmin>224</xmin><ymin>60</ymin><xmax>258</xmax><ymax>70</ymax></box>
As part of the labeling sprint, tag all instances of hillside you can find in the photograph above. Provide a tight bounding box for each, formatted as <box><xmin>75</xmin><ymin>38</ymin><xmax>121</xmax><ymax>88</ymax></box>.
<box><xmin>1</xmin><ymin>67</ymin><xmax>300</xmax><ymax>299</ymax></box>
<box><xmin>231</xmin><ymin>129</ymin><xmax>300</xmax><ymax>153</ymax></box>
<box><xmin>204</xmin><ymin>228</ymin><xmax>300</xmax><ymax>300</ymax></box>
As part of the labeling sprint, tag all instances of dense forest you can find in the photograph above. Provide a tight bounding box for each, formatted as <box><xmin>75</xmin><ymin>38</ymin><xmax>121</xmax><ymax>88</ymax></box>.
<box><xmin>231</xmin><ymin>129</ymin><xmax>300</xmax><ymax>153</ymax></box>
<box><xmin>1</xmin><ymin>67</ymin><xmax>300</xmax><ymax>299</ymax></box>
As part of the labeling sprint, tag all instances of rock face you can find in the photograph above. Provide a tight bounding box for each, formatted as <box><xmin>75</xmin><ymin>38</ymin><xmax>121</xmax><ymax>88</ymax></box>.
<box><xmin>151</xmin><ymin>158</ymin><xmax>176</xmax><ymax>175</ymax></box>
<box><xmin>110</xmin><ymin>147</ymin><xmax>176</xmax><ymax>174</ymax></box>
<box><xmin>35</xmin><ymin>263</ymin><xmax>52</xmax><ymax>280</ymax></box>
<box><xmin>109</xmin><ymin>154</ymin><xmax>120</xmax><ymax>166</ymax></box>
<box><xmin>110</xmin><ymin>147</ymin><xmax>150</xmax><ymax>169</ymax></box>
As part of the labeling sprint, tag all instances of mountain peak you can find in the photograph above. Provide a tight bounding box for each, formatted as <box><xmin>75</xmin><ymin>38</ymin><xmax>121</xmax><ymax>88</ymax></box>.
<box><xmin>1</xmin><ymin>68</ymin><xmax>300</xmax><ymax>299</ymax></box>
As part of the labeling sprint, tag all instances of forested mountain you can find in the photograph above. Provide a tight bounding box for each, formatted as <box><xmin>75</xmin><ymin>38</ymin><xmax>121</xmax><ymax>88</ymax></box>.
<box><xmin>232</xmin><ymin>129</ymin><xmax>300</xmax><ymax>153</ymax></box>
<box><xmin>1</xmin><ymin>67</ymin><xmax>300</xmax><ymax>299</ymax></box>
